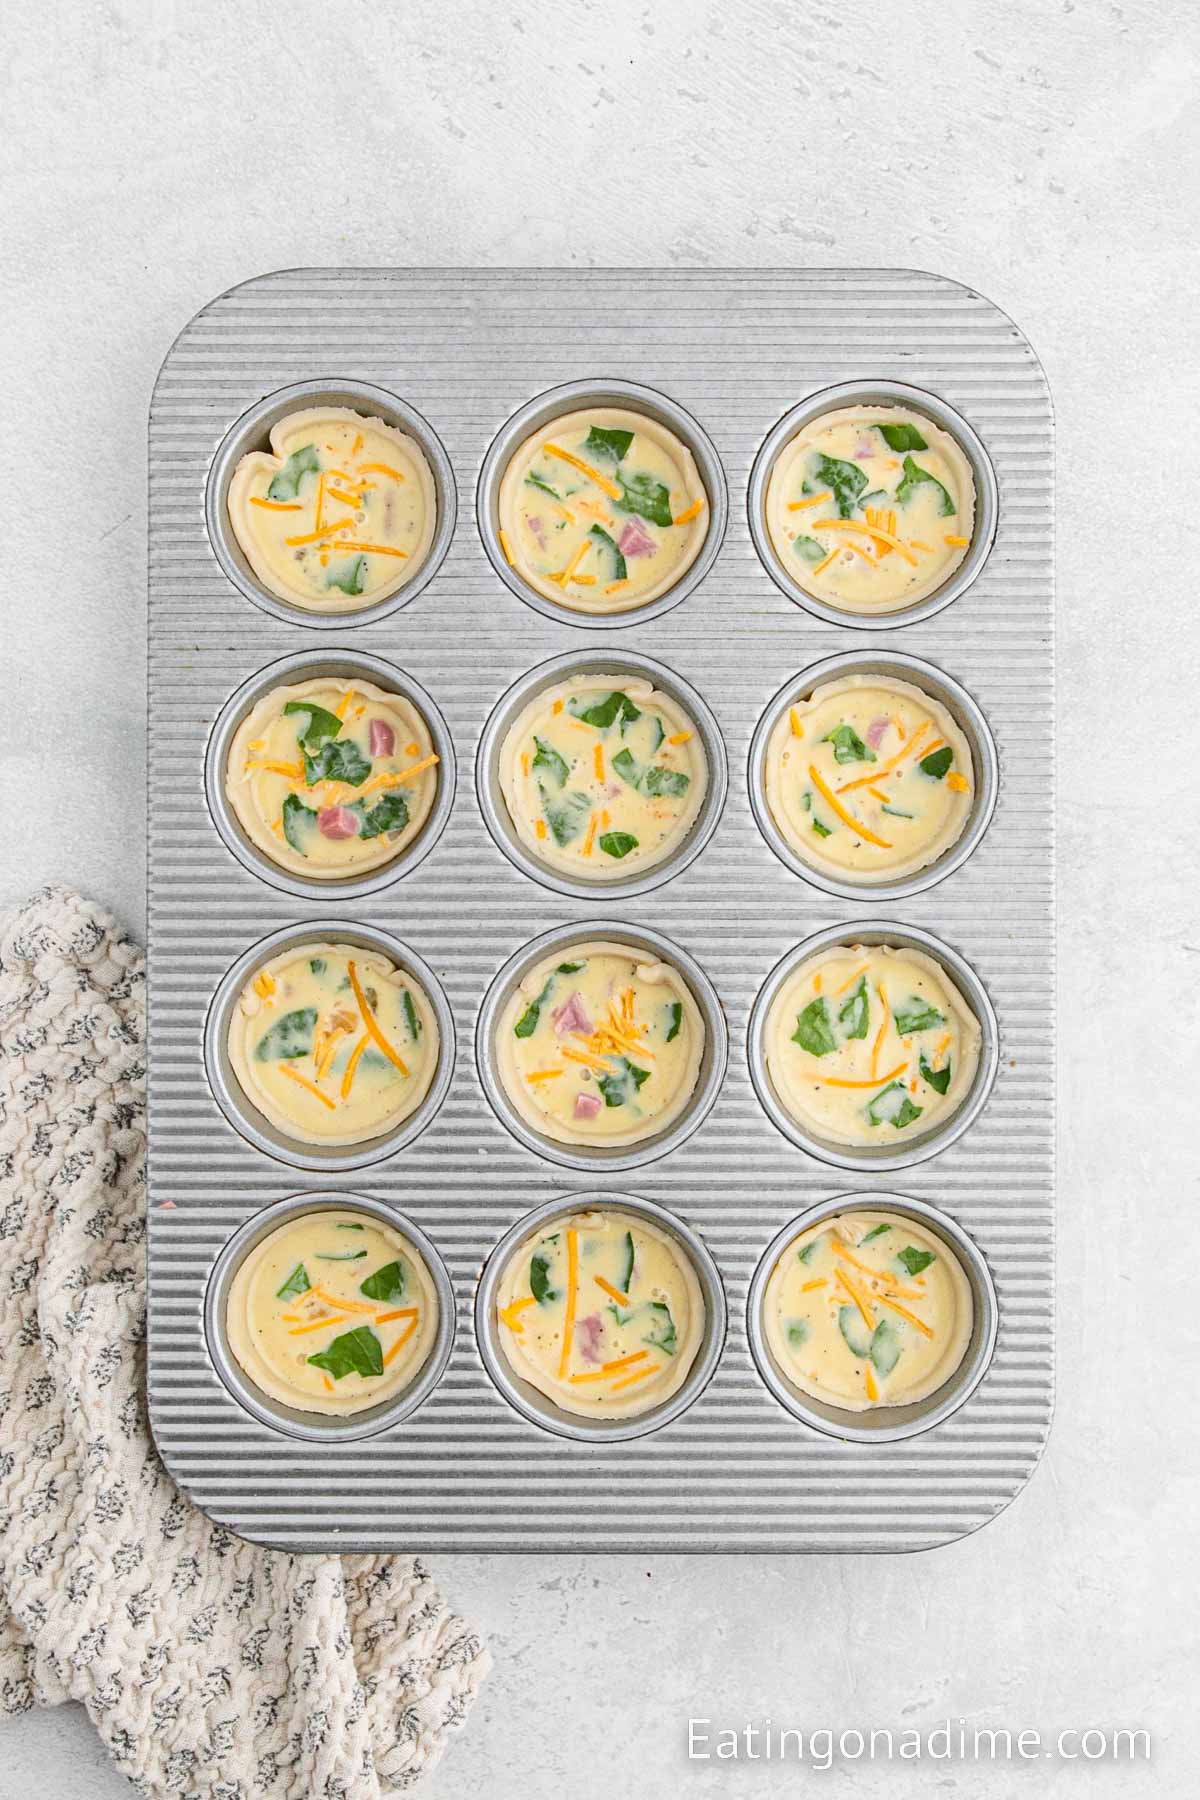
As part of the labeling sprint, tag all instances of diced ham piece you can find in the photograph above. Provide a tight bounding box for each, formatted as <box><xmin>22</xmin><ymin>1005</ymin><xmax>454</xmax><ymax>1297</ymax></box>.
<box><xmin>618</xmin><ymin>518</ymin><xmax>657</xmax><ymax>558</ymax></box>
<box><xmin>854</xmin><ymin>437</ymin><xmax>875</xmax><ymax>459</ymax></box>
<box><xmin>527</xmin><ymin>514</ymin><xmax>546</xmax><ymax>549</ymax></box>
<box><xmin>573</xmin><ymin>1091</ymin><xmax>602</xmax><ymax>1121</ymax></box>
<box><xmin>576</xmin><ymin>1313</ymin><xmax>603</xmax><ymax>1364</ymax></box>
<box><xmin>369</xmin><ymin>719</ymin><xmax>395</xmax><ymax>757</ymax></box>
<box><xmin>552</xmin><ymin>991</ymin><xmax>593</xmax><ymax>1037</ymax></box>
<box><xmin>866</xmin><ymin>715</ymin><xmax>890</xmax><ymax>749</ymax></box>
<box><xmin>318</xmin><ymin>806</ymin><xmax>359</xmax><ymax>840</ymax></box>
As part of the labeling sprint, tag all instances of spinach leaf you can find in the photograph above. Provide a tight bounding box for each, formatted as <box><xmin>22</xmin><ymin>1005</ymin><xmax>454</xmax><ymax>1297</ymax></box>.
<box><xmin>918</xmin><ymin>746</ymin><xmax>954</xmax><ymax>780</ymax></box>
<box><xmin>897</xmin><ymin>1246</ymin><xmax>936</xmax><ymax>1277</ymax></box>
<box><xmin>664</xmin><ymin>1000</ymin><xmax>683</xmax><ymax>1043</ymax></box>
<box><xmin>619</xmin><ymin>1230</ymin><xmax>635</xmax><ymax>1293</ymax></box>
<box><xmin>812</xmin><ymin>817</ymin><xmax>833</xmax><ymax>838</ymax></box>
<box><xmin>892</xmin><ymin>998</ymin><xmax>945</xmax><ymax>1035</ymax></box>
<box><xmin>360</xmin><ymin>1260</ymin><xmax>406</xmax><ymax>1302</ymax></box>
<box><xmin>881</xmin><ymin>804</ymin><xmax>915</xmax><ymax>819</ymax></box>
<box><xmin>865</xmin><ymin>1082</ymin><xmax>923</xmax><ymax>1130</ymax></box>
<box><xmin>599</xmin><ymin>830</ymin><xmax>639</xmax><ymax>860</ymax></box>
<box><xmin>569</xmin><ymin>690</ymin><xmax>642</xmax><ymax>732</ymax></box>
<box><xmin>876</xmin><ymin>421</ymin><xmax>928</xmax><ymax>452</ymax></box>
<box><xmin>870</xmin><ymin>1318</ymin><xmax>902</xmax><ymax>1375</ymax></box>
<box><xmin>349</xmin><ymin>792</ymin><xmax>409</xmax><ymax>840</ymax></box>
<box><xmin>643</xmin><ymin>765</ymin><xmax>690</xmax><ymax>799</ymax></box>
<box><xmin>275</xmin><ymin>1262</ymin><xmax>311</xmax><ymax>1301</ymax></box>
<box><xmin>525</xmin><ymin>470</ymin><xmax>561</xmax><ymax>500</ymax></box>
<box><xmin>919</xmin><ymin>1052</ymin><xmax>951</xmax><ymax>1095</ymax></box>
<box><xmin>812</xmin><ymin>452</ymin><xmax>868</xmax><ymax>519</ymax></box>
<box><xmin>326</xmin><ymin>555</ymin><xmax>367</xmax><ymax>597</ymax></box>
<box><xmin>837</xmin><ymin>977</ymin><xmax>870</xmax><ymax>1041</ymax></box>
<box><xmin>642</xmin><ymin>1300</ymin><xmax>677</xmax><ymax>1356</ymax></box>
<box><xmin>402</xmin><ymin>989</ymin><xmax>421</xmax><ymax>1041</ymax></box>
<box><xmin>514</xmin><ymin>976</ymin><xmax>554</xmax><ymax>1039</ymax></box>
<box><xmin>796</xmin><ymin>1236</ymin><xmax>821</xmax><ymax>1264</ymax></box>
<box><xmin>530</xmin><ymin>1250</ymin><xmax>557</xmax><ymax>1305</ymax></box>
<box><xmin>792</xmin><ymin>997</ymin><xmax>836</xmax><ymax>1056</ymax></box>
<box><xmin>266</xmin><ymin>443</ymin><xmax>320</xmax><ymax>501</ymax></box>
<box><xmin>253</xmin><ymin>1007</ymin><xmax>317</xmax><ymax>1062</ymax></box>
<box><xmin>859</xmin><ymin>1224</ymin><xmax>891</xmax><ymax>1245</ymax></box>
<box><xmin>303</xmin><ymin>738</ymin><xmax>372</xmax><ymax>787</ymax></box>
<box><xmin>896</xmin><ymin>454</ymin><xmax>955</xmax><ymax>516</ymax></box>
<box><xmin>316</xmin><ymin>1249</ymin><xmax>367</xmax><ymax>1261</ymax></box>
<box><xmin>794</xmin><ymin>534</ymin><xmax>827</xmax><ymax>564</ymax></box>
<box><xmin>309</xmin><ymin>958</ymin><xmax>326</xmax><ymax>974</ymax></box>
<box><xmin>584</xmin><ymin>425</ymin><xmax>635</xmax><ymax>465</ymax></box>
<box><xmin>282</xmin><ymin>792</ymin><xmax>318</xmax><ymax>854</ymax></box>
<box><xmin>557</xmin><ymin>960</ymin><xmax>586</xmax><ymax>974</ymax></box>
<box><xmin>611</xmin><ymin>746</ymin><xmax>643</xmax><ymax>789</ymax></box>
<box><xmin>532</xmin><ymin>736</ymin><xmax>570</xmax><ymax>788</ymax></box>
<box><xmin>823</xmin><ymin>723</ymin><xmax>875</xmax><ymax>765</ymax></box>
<box><xmin>588</xmin><ymin>523</ymin><xmax>628</xmax><ymax>581</ymax></box>
<box><xmin>616</xmin><ymin>469</ymin><xmax>673</xmax><ymax>528</ymax></box>
<box><xmin>539</xmin><ymin>783</ymin><xmax>592</xmax><ymax>848</ymax></box>
<box><xmin>786</xmin><ymin>1319</ymin><xmax>809</xmax><ymax>1348</ymax></box>
<box><xmin>306</xmin><ymin>1325</ymin><xmax>383</xmax><ymax>1380</ymax></box>
<box><xmin>837</xmin><ymin>1305</ymin><xmax>873</xmax><ymax>1359</ymax></box>
<box><xmin>597</xmin><ymin>1057</ymin><xmax>651</xmax><ymax>1108</ymax></box>
<box><xmin>282</xmin><ymin>700</ymin><xmax>343</xmax><ymax>754</ymax></box>
<box><xmin>647</xmin><ymin>715</ymin><xmax>666</xmax><ymax>752</ymax></box>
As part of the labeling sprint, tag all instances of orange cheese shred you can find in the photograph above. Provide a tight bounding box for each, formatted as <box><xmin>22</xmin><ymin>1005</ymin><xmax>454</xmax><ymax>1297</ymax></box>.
<box><xmin>787</xmin><ymin>491</ymin><xmax>831</xmax><ymax>511</ymax></box>
<box><xmin>808</xmin><ymin>764</ymin><xmax>892</xmax><ymax>849</ymax></box>
<box><xmin>359</xmin><ymin>462</ymin><xmax>404</xmax><ymax>480</ymax></box>
<box><xmin>277</xmin><ymin>1064</ymin><xmax>337</xmax><ymax>1109</ymax></box>
<box><xmin>340</xmin><ymin>1033</ymin><xmax>370</xmax><ymax>1100</ymax></box>
<box><xmin>594</xmin><ymin>1274</ymin><xmax>631</xmax><ymax>1307</ymax></box>
<box><xmin>877</xmin><ymin>1294</ymin><xmax>934</xmax><ymax>1339</ymax></box>
<box><xmin>821</xmin><ymin>1061</ymin><xmax>907</xmax><ymax>1090</ymax></box>
<box><xmin>557</xmin><ymin>1228</ymin><xmax>579</xmax><ymax>1379</ymax></box>
<box><xmin>249</xmin><ymin>496</ymin><xmax>302</xmax><ymax>511</ymax></box>
<box><xmin>543</xmin><ymin>442</ymin><xmax>621</xmax><ymax>501</ymax></box>
<box><xmin>347</xmin><ymin>960</ymin><xmax>409</xmax><ymax>1077</ymax></box>
<box><xmin>673</xmin><ymin>497</ymin><xmax>705</xmax><ymax>526</ymax></box>
<box><xmin>288</xmin><ymin>1313</ymin><xmax>348</xmax><ymax>1336</ymax></box>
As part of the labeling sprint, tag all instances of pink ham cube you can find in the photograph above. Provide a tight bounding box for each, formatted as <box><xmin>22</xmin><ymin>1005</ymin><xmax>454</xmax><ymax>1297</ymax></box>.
<box><xmin>318</xmin><ymin>806</ymin><xmax>359</xmax><ymax>840</ymax></box>
<box><xmin>369</xmin><ymin>719</ymin><xmax>395</xmax><ymax>757</ymax></box>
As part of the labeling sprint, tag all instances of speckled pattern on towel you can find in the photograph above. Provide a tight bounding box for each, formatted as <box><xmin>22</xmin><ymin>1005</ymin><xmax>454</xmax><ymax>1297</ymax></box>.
<box><xmin>0</xmin><ymin>887</ymin><xmax>489</xmax><ymax>1797</ymax></box>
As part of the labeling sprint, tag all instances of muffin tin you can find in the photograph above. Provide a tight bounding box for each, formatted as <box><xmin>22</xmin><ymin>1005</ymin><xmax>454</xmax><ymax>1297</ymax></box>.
<box><xmin>148</xmin><ymin>268</ymin><xmax>1054</xmax><ymax>1553</ymax></box>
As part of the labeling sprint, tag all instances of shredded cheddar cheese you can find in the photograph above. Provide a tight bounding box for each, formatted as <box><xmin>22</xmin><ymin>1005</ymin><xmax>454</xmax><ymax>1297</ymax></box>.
<box><xmin>789</xmin><ymin>707</ymin><xmax>804</xmax><ymax>738</ymax></box>
<box><xmin>277</xmin><ymin>1064</ymin><xmax>337</xmax><ymax>1109</ymax></box>
<box><xmin>877</xmin><ymin>1294</ymin><xmax>934</xmax><ymax>1339</ymax></box>
<box><xmin>359</xmin><ymin>462</ymin><xmax>404</xmax><ymax>481</ymax></box>
<box><xmin>810</xmin><ymin>517</ymin><xmax>918</xmax><ymax>566</ymax></box>
<box><xmin>594</xmin><ymin>1274</ymin><xmax>631</xmax><ymax>1307</ymax></box>
<box><xmin>667</xmin><ymin>731</ymin><xmax>691</xmax><ymax>745</ymax></box>
<box><xmin>947</xmin><ymin>771</ymin><xmax>970</xmax><ymax>793</ymax></box>
<box><xmin>808</xmin><ymin>764</ymin><xmax>893</xmax><ymax>849</ymax></box>
<box><xmin>820</xmin><ymin>1062</ymin><xmax>907</xmax><ymax>1090</ymax></box>
<box><xmin>609</xmin><ymin>1363</ymin><xmax>657</xmax><ymax>1392</ymax></box>
<box><xmin>944</xmin><ymin>534</ymin><xmax>969</xmax><ymax>547</ymax></box>
<box><xmin>347</xmin><ymin>960</ymin><xmax>409</xmax><ymax>1077</ymax></box>
<box><xmin>557</xmin><ymin>1228</ymin><xmax>579</xmax><ymax>1379</ymax></box>
<box><xmin>287</xmin><ymin>1313</ymin><xmax>348</xmax><ymax>1336</ymax></box>
<box><xmin>543</xmin><ymin>442</ymin><xmax>622</xmax><ymax>501</ymax></box>
<box><xmin>498</xmin><ymin>528</ymin><xmax>515</xmax><ymax>565</ymax></box>
<box><xmin>673</xmin><ymin>497</ymin><xmax>705</xmax><ymax>526</ymax></box>
<box><xmin>787</xmin><ymin>491</ymin><xmax>831</xmax><ymax>511</ymax></box>
<box><xmin>249</xmin><ymin>497</ymin><xmax>302</xmax><ymax>512</ymax></box>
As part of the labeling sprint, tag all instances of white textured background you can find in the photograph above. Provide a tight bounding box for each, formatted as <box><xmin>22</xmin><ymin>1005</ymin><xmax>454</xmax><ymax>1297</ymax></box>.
<box><xmin>2</xmin><ymin>0</ymin><xmax>1198</xmax><ymax>1795</ymax></box>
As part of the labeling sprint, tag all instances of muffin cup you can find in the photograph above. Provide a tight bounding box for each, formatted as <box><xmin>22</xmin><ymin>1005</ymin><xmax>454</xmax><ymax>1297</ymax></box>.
<box><xmin>206</xmin><ymin>647</ymin><xmax>456</xmax><ymax>901</ymax></box>
<box><xmin>747</xmin><ymin>650</ymin><xmax>998</xmax><ymax>901</ymax></box>
<box><xmin>476</xmin><ymin>920</ymin><xmax>728</xmax><ymax>1174</ymax></box>
<box><xmin>747</xmin><ymin>379</ymin><xmax>998</xmax><ymax>630</ymax></box>
<box><xmin>475</xmin><ymin>1191</ymin><xmax>726</xmax><ymax>1443</ymax></box>
<box><xmin>204</xmin><ymin>377</ymin><xmax>456</xmax><ymax>628</ymax></box>
<box><xmin>477</xmin><ymin>647</ymin><xmax>728</xmax><ymax>901</ymax></box>
<box><xmin>476</xmin><ymin>377</ymin><xmax>728</xmax><ymax>629</ymax></box>
<box><xmin>746</xmin><ymin>1192</ymin><xmax>998</xmax><ymax>1443</ymax></box>
<box><xmin>204</xmin><ymin>1191</ymin><xmax>455</xmax><ymax>1443</ymax></box>
<box><xmin>204</xmin><ymin>921</ymin><xmax>455</xmax><ymax>1173</ymax></box>
<box><xmin>747</xmin><ymin>921</ymin><xmax>999</xmax><ymax>1172</ymax></box>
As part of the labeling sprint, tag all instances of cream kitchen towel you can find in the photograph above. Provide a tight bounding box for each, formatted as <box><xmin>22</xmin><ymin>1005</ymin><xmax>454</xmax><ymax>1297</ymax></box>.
<box><xmin>0</xmin><ymin>886</ymin><xmax>489</xmax><ymax>1797</ymax></box>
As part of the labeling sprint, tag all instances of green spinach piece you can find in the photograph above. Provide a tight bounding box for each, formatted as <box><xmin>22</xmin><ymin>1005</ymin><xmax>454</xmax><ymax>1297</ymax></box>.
<box><xmin>316</xmin><ymin>1250</ymin><xmax>367</xmax><ymax>1261</ymax></box>
<box><xmin>823</xmin><ymin>723</ymin><xmax>876</xmax><ymax>765</ymax></box>
<box><xmin>309</xmin><ymin>958</ymin><xmax>326</xmax><ymax>974</ymax></box>
<box><xmin>282</xmin><ymin>792</ymin><xmax>318</xmax><ymax>854</ymax></box>
<box><xmin>402</xmin><ymin>990</ymin><xmax>421</xmax><ymax>1041</ymax></box>
<box><xmin>892</xmin><ymin>999</ymin><xmax>946</xmax><ymax>1035</ymax></box>
<box><xmin>643</xmin><ymin>765</ymin><xmax>690</xmax><ymax>799</ymax></box>
<box><xmin>306</xmin><ymin>1325</ymin><xmax>383</xmax><ymax>1381</ymax></box>
<box><xmin>360</xmin><ymin>1260</ymin><xmax>406</xmax><ymax>1302</ymax></box>
<box><xmin>812</xmin><ymin>817</ymin><xmax>833</xmax><ymax>838</ymax></box>
<box><xmin>514</xmin><ymin>976</ymin><xmax>555</xmax><ymax>1039</ymax></box>
<box><xmin>254</xmin><ymin>1007</ymin><xmax>317</xmax><ymax>1062</ymax></box>
<box><xmin>796</xmin><ymin>1236</ymin><xmax>822</xmax><ymax>1265</ymax></box>
<box><xmin>597</xmin><ymin>1057</ymin><xmax>651</xmax><ymax>1108</ymax></box>
<box><xmin>348</xmin><ymin>793</ymin><xmax>409</xmax><ymax>840</ymax></box>
<box><xmin>530</xmin><ymin>1250</ymin><xmax>557</xmax><ymax>1305</ymax></box>
<box><xmin>303</xmin><ymin>738</ymin><xmax>372</xmax><ymax>788</ymax></box>
<box><xmin>837</xmin><ymin>1305</ymin><xmax>873</xmax><ymax>1359</ymax></box>
<box><xmin>812</xmin><ymin>452</ymin><xmax>868</xmax><ymax>519</ymax></box>
<box><xmin>569</xmin><ymin>690</ymin><xmax>642</xmax><ymax>732</ymax></box>
<box><xmin>275</xmin><ymin>1262</ymin><xmax>311</xmax><ymax>1301</ymax></box>
<box><xmin>525</xmin><ymin>470</ymin><xmax>562</xmax><ymax>500</ymax></box>
<box><xmin>876</xmin><ymin>421</ymin><xmax>928</xmax><ymax>452</ymax></box>
<box><xmin>881</xmin><ymin>804</ymin><xmax>915</xmax><ymax>819</ymax></box>
<box><xmin>616</xmin><ymin>469</ymin><xmax>673</xmax><ymax>528</ymax></box>
<box><xmin>611</xmin><ymin>747</ymin><xmax>643</xmax><ymax>789</ymax></box>
<box><xmin>557</xmin><ymin>961</ymin><xmax>586</xmax><ymax>974</ymax></box>
<box><xmin>599</xmin><ymin>830</ymin><xmax>638</xmax><ymax>860</ymax></box>
<box><xmin>870</xmin><ymin>1318</ymin><xmax>902</xmax><ymax>1375</ymax></box>
<box><xmin>539</xmin><ymin>783</ymin><xmax>592</xmax><ymax>848</ymax></box>
<box><xmin>897</xmin><ymin>1246</ymin><xmax>936</xmax><ymax>1277</ymax></box>
<box><xmin>792</xmin><ymin>997</ymin><xmax>836</xmax><ymax>1056</ymax></box>
<box><xmin>282</xmin><ymin>699</ymin><xmax>343</xmax><ymax>754</ymax></box>
<box><xmin>919</xmin><ymin>1052</ymin><xmax>951</xmax><ymax>1095</ymax></box>
<box><xmin>859</xmin><ymin>1224</ymin><xmax>891</xmax><ymax>1245</ymax></box>
<box><xmin>837</xmin><ymin>977</ymin><xmax>870</xmax><ymax>1041</ymax></box>
<box><xmin>786</xmin><ymin>1319</ymin><xmax>809</xmax><ymax>1349</ymax></box>
<box><xmin>326</xmin><ymin>555</ymin><xmax>367</xmax><ymax>597</ymax></box>
<box><xmin>794</xmin><ymin>534</ymin><xmax>827</xmax><ymax>564</ymax></box>
<box><xmin>588</xmin><ymin>523</ymin><xmax>628</xmax><ymax>581</ymax></box>
<box><xmin>918</xmin><ymin>746</ymin><xmax>954</xmax><ymax>780</ymax></box>
<box><xmin>642</xmin><ymin>1300</ymin><xmax>677</xmax><ymax>1356</ymax></box>
<box><xmin>584</xmin><ymin>425</ymin><xmax>635</xmax><ymax>465</ymax></box>
<box><xmin>532</xmin><ymin>736</ymin><xmax>570</xmax><ymax>788</ymax></box>
<box><xmin>896</xmin><ymin>453</ymin><xmax>955</xmax><ymax>516</ymax></box>
<box><xmin>865</xmin><ymin>1082</ymin><xmax>923</xmax><ymax>1130</ymax></box>
<box><xmin>664</xmin><ymin>1000</ymin><xmax>683</xmax><ymax>1043</ymax></box>
<box><xmin>266</xmin><ymin>443</ymin><xmax>320</xmax><ymax>501</ymax></box>
<box><xmin>619</xmin><ymin>1230</ymin><xmax>635</xmax><ymax>1293</ymax></box>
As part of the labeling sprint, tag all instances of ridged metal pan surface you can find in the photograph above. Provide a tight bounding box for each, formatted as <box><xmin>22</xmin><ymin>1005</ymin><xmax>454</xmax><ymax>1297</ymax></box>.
<box><xmin>147</xmin><ymin>268</ymin><xmax>1054</xmax><ymax>1554</ymax></box>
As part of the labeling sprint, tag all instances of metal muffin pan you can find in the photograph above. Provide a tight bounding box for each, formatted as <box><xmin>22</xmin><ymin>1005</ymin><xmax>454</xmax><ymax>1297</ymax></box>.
<box><xmin>204</xmin><ymin>375</ymin><xmax>457</xmax><ymax>629</ymax></box>
<box><xmin>747</xmin><ymin>378</ymin><xmax>999</xmax><ymax>631</ymax></box>
<box><xmin>203</xmin><ymin>919</ymin><xmax>456</xmax><ymax>1173</ymax></box>
<box><xmin>205</xmin><ymin>1190</ymin><xmax>456</xmax><ymax>1443</ymax></box>
<box><xmin>475</xmin><ymin>919</ymin><xmax>729</xmax><ymax>1175</ymax></box>
<box><xmin>747</xmin><ymin>649</ymin><xmax>999</xmax><ymax>902</ymax></box>
<box><xmin>205</xmin><ymin>646</ymin><xmax>457</xmax><ymax>902</ymax></box>
<box><xmin>476</xmin><ymin>646</ymin><xmax>729</xmax><ymax>901</ymax></box>
<box><xmin>149</xmin><ymin>268</ymin><xmax>1053</xmax><ymax>1553</ymax></box>
<box><xmin>746</xmin><ymin>1192</ymin><xmax>998</xmax><ymax>1444</ymax></box>
<box><xmin>475</xmin><ymin>1191</ymin><xmax>728</xmax><ymax>1444</ymax></box>
<box><xmin>476</xmin><ymin>376</ymin><xmax>729</xmax><ymax>630</ymax></box>
<box><xmin>747</xmin><ymin>919</ymin><xmax>1000</xmax><ymax>1173</ymax></box>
